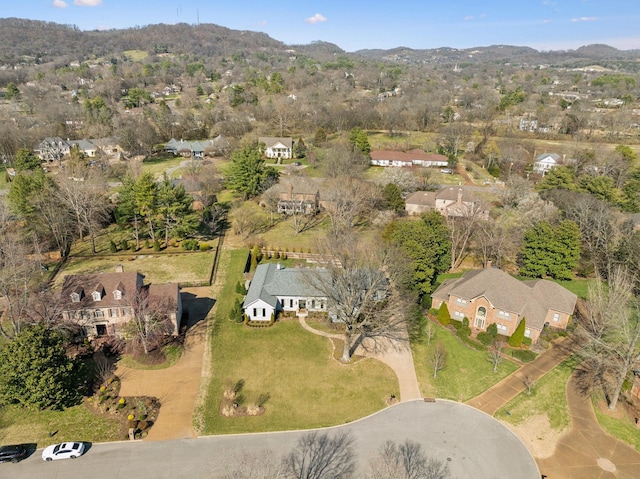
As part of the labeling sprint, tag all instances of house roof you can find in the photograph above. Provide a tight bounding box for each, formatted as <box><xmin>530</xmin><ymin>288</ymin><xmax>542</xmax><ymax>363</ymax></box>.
<box><xmin>259</xmin><ymin>137</ymin><xmax>293</xmax><ymax>149</ymax></box>
<box><xmin>244</xmin><ymin>263</ymin><xmax>327</xmax><ymax>309</ymax></box>
<box><xmin>405</xmin><ymin>191</ymin><xmax>437</xmax><ymax>207</ymax></box>
<box><xmin>61</xmin><ymin>271</ymin><xmax>143</xmax><ymax>309</ymax></box>
<box><xmin>405</xmin><ymin>186</ymin><xmax>479</xmax><ymax>207</ymax></box>
<box><xmin>370</xmin><ymin>150</ymin><xmax>448</xmax><ymax>163</ymax></box>
<box><xmin>535</xmin><ymin>153</ymin><xmax>561</xmax><ymax>163</ymax></box>
<box><xmin>264</xmin><ymin>177</ymin><xmax>320</xmax><ymax>197</ymax></box>
<box><xmin>432</xmin><ymin>268</ymin><xmax>577</xmax><ymax>331</ymax></box>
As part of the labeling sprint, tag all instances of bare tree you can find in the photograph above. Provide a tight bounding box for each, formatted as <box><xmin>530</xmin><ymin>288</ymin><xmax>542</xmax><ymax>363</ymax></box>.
<box><xmin>307</xmin><ymin>232</ymin><xmax>408</xmax><ymax>363</ymax></box>
<box><xmin>487</xmin><ymin>340</ymin><xmax>505</xmax><ymax>373</ymax></box>
<box><xmin>425</xmin><ymin>321</ymin><xmax>436</xmax><ymax>347</ymax></box>
<box><xmin>446</xmin><ymin>202</ymin><xmax>486</xmax><ymax>269</ymax></box>
<box><xmin>123</xmin><ymin>286</ymin><xmax>176</xmax><ymax>355</ymax></box>
<box><xmin>283</xmin><ymin>431</ymin><xmax>356</xmax><ymax>479</ymax></box>
<box><xmin>322</xmin><ymin>177</ymin><xmax>377</xmax><ymax>236</ymax></box>
<box><xmin>523</xmin><ymin>376</ymin><xmax>536</xmax><ymax>395</ymax></box>
<box><xmin>261</xmin><ymin>187</ymin><xmax>282</xmax><ymax>226</ymax></box>
<box><xmin>367</xmin><ymin>440</ymin><xmax>450</xmax><ymax>479</ymax></box>
<box><xmin>578</xmin><ymin>268</ymin><xmax>640</xmax><ymax>410</ymax></box>
<box><xmin>55</xmin><ymin>172</ymin><xmax>111</xmax><ymax>254</ymax></box>
<box><xmin>431</xmin><ymin>342</ymin><xmax>448</xmax><ymax>378</ymax></box>
<box><xmin>221</xmin><ymin>449</ymin><xmax>288</xmax><ymax>479</ymax></box>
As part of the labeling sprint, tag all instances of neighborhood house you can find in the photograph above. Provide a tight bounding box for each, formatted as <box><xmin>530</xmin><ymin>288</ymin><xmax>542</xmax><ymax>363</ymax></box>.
<box><xmin>61</xmin><ymin>266</ymin><xmax>182</xmax><ymax>337</ymax></box>
<box><xmin>259</xmin><ymin>137</ymin><xmax>293</xmax><ymax>159</ymax></box>
<box><xmin>431</xmin><ymin>267</ymin><xmax>577</xmax><ymax>343</ymax></box>
<box><xmin>533</xmin><ymin>152</ymin><xmax>561</xmax><ymax>174</ymax></box>
<box><xmin>370</xmin><ymin>149</ymin><xmax>449</xmax><ymax>168</ymax></box>
<box><xmin>405</xmin><ymin>186</ymin><xmax>490</xmax><ymax>219</ymax></box>
<box><xmin>243</xmin><ymin>263</ymin><xmax>328</xmax><ymax>321</ymax></box>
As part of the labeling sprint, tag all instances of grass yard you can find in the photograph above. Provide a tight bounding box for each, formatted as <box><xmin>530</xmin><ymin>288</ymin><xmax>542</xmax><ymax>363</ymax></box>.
<box><xmin>554</xmin><ymin>278</ymin><xmax>595</xmax><ymax>300</ymax></box>
<box><xmin>57</xmin><ymin>251</ymin><xmax>213</xmax><ymax>286</ymax></box>
<box><xmin>248</xmin><ymin>215</ymin><xmax>330</xmax><ymax>253</ymax></box>
<box><xmin>413</xmin><ymin>321</ymin><xmax>520</xmax><ymax>401</ymax></box>
<box><xmin>0</xmin><ymin>403</ymin><xmax>122</xmax><ymax>447</ymax></box>
<box><xmin>140</xmin><ymin>155</ymin><xmax>185</xmax><ymax>178</ymax></box>
<box><xmin>593</xmin><ymin>394</ymin><xmax>640</xmax><ymax>451</ymax></box>
<box><xmin>198</xmin><ymin>249</ymin><xmax>398</xmax><ymax>435</ymax></box>
<box><xmin>495</xmin><ymin>356</ymin><xmax>578</xmax><ymax>430</ymax></box>
<box><xmin>117</xmin><ymin>342</ymin><xmax>184</xmax><ymax>370</ymax></box>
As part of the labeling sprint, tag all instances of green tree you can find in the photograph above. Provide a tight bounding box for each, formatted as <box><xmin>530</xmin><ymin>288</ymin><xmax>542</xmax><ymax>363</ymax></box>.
<box><xmin>519</xmin><ymin>220</ymin><xmax>581</xmax><ymax>280</ymax></box>
<box><xmin>157</xmin><ymin>176</ymin><xmax>199</xmax><ymax>246</ymax></box>
<box><xmin>437</xmin><ymin>302</ymin><xmax>451</xmax><ymax>326</ymax></box>
<box><xmin>14</xmin><ymin>148</ymin><xmax>40</xmax><ymax>171</ymax></box>
<box><xmin>5</xmin><ymin>82</ymin><xmax>20</xmax><ymax>100</ymax></box>
<box><xmin>134</xmin><ymin>173</ymin><xmax>159</xmax><ymax>241</ymax></box>
<box><xmin>384</xmin><ymin>211</ymin><xmax>451</xmax><ymax>295</ymax></box>
<box><xmin>509</xmin><ymin>318</ymin><xmax>526</xmax><ymax>347</ymax></box>
<box><xmin>0</xmin><ymin>324</ymin><xmax>79</xmax><ymax>410</ymax></box>
<box><xmin>537</xmin><ymin>166</ymin><xmax>577</xmax><ymax>192</ymax></box>
<box><xmin>348</xmin><ymin>127</ymin><xmax>371</xmax><ymax>155</ymax></box>
<box><xmin>313</xmin><ymin>127</ymin><xmax>327</xmax><ymax>147</ymax></box>
<box><xmin>7</xmin><ymin>168</ymin><xmax>54</xmax><ymax>218</ymax></box>
<box><xmin>124</xmin><ymin>87</ymin><xmax>153</xmax><ymax>108</ymax></box>
<box><xmin>380</xmin><ymin>183</ymin><xmax>405</xmax><ymax>213</ymax></box>
<box><xmin>224</xmin><ymin>145</ymin><xmax>279</xmax><ymax>199</ymax></box>
<box><xmin>294</xmin><ymin>137</ymin><xmax>307</xmax><ymax>158</ymax></box>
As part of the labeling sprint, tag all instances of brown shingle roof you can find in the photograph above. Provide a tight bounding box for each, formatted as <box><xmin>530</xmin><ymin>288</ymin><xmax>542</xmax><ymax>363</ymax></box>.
<box><xmin>61</xmin><ymin>272</ymin><xmax>143</xmax><ymax>308</ymax></box>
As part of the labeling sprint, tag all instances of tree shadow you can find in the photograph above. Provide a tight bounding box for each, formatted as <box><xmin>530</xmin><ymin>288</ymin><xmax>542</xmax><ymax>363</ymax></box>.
<box><xmin>180</xmin><ymin>292</ymin><xmax>216</xmax><ymax>331</ymax></box>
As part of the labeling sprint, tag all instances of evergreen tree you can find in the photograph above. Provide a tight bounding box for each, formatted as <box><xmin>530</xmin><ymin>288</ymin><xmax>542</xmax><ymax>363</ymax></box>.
<box><xmin>348</xmin><ymin>127</ymin><xmax>371</xmax><ymax>155</ymax></box>
<box><xmin>381</xmin><ymin>183</ymin><xmax>405</xmax><ymax>212</ymax></box>
<box><xmin>509</xmin><ymin>318</ymin><xmax>526</xmax><ymax>347</ymax></box>
<box><xmin>294</xmin><ymin>137</ymin><xmax>307</xmax><ymax>158</ymax></box>
<box><xmin>0</xmin><ymin>324</ymin><xmax>79</xmax><ymax>410</ymax></box>
<box><xmin>519</xmin><ymin>220</ymin><xmax>581</xmax><ymax>280</ymax></box>
<box><xmin>437</xmin><ymin>302</ymin><xmax>451</xmax><ymax>326</ymax></box>
<box><xmin>224</xmin><ymin>145</ymin><xmax>279</xmax><ymax>199</ymax></box>
<box><xmin>14</xmin><ymin>148</ymin><xmax>41</xmax><ymax>171</ymax></box>
<box><xmin>313</xmin><ymin>127</ymin><xmax>327</xmax><ymax>147</ymax></box>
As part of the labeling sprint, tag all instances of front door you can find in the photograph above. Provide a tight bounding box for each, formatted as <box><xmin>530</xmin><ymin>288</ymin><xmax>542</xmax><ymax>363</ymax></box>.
<box><xmin>96</xmin><ymin>324</ymin><xmax>107</xmax><ymax>336</ymax></box>
<box><xmin>474</xmin><ymin>307</ymin><xmax>487</xmax><ymax>329</ymax></box>
<box><xmin>298</xmin><ymin>300</ymin><xmax>306</xmax><ymax>310</ymax></box>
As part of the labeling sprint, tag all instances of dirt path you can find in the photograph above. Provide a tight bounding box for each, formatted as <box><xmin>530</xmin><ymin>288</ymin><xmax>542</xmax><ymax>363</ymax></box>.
<box><xmin>115</xmin><ymin>286</ymin><xmax>214</xmax><ymax>441</ymax></box>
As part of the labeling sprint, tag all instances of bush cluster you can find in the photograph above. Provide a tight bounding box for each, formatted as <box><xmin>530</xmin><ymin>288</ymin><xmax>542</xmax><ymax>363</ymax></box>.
<box><xmin>182</xmin><ymin>239</ymin><xmax>200</xmax><ymax>250</ymax></box>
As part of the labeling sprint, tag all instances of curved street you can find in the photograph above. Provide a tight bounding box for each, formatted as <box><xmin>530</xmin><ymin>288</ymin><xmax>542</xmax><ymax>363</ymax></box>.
<box><xmin>10</xmin><ymin>400</ymin><xmax>539</xmax><ymax>479</ymax></box>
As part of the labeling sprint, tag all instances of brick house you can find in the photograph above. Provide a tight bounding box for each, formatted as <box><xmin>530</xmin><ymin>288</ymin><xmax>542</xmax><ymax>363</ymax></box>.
<box><xmin>61</xmin><ymin>266</ymin><xmax>182</xmax><ymax>338</ymax></box>
<box><xmin>431</xmin><ymin>268</ymin><xmax>577</xmax><ymax>343</ymax></box>
<box><xmin>405</xmin><ymin>186</ymin><xmax>490</xmax><ymax>219</ymax></box>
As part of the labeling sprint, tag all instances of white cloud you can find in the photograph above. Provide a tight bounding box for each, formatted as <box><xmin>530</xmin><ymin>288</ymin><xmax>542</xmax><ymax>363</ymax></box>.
<box><xmin>305</xmin><ymin>13</ymin><xmax>327</xmax><ymax>25</ymax></box>
<box><xmin>52</xmin><ymin>0</ymin><xmax>68</xmax><ymax>7</ymax></box>
<box><xmin>464</xmin><ymin>15</ymin><xmax>473</xmax><ymax>21</ymax></box>
<box><xmin>74</xmin><ymin>0</ymin><xmax>102</xmax><ymax>6</ymax></box>
<box><xmin>543</xmin><ymin>19</ymin><xmax>551</xmax><ymax>23</ymax></box>
<box><xmin>571</xmin><ymin>16</ymin><xmax>597</xmax><ymax>22</ymax></box>
<box><xmin>256</xmin><ymin>20</ymin><xmax>268</xmax><ymax>26</ymax></box>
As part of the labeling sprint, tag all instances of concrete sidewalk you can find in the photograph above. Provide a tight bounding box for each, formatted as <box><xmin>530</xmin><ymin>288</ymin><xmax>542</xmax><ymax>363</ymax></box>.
<box><xmin>466</xmin><ymin>338</ymin><xmax>577</xmax><ymax>415</ymax></box>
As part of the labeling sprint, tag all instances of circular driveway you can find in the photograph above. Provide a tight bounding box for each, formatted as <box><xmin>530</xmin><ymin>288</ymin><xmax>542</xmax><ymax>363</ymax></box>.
<box><xmin>13</xmin><ymin>400</ymin><xmax>539</xmax><ymax>479</ymax></box>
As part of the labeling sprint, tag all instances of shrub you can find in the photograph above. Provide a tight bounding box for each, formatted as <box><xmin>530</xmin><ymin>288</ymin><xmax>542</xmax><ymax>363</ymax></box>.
<box><xmin>153</xmin><ymin>239</ymin><xmax>161</xmax><ymax>251</ymax></box>
<box><xmin>457</xmin><ymin>326</ymin><xmax>471</xmax><ymax>338</ymax></box>
<box><xmin>144</xmin><ymin>239</ymin><xmax>150</xmax><ymax>249</ymax></box>
<box><xmin>420</xmin><ymin>295</ymin><xmax>432</xmax><ymax>309</ymax></box>
<box><xmin>508</xmin><ymin>318</ymin><xmax>526</xmax><ymax>347</ymax></box>
<box><xmin>522</xmin><ymin>337</ymin><xmax>532</xmax><ymax>347</ymax></box>
<box><xmin>229</xmin><ymin>298</ymin><xmax>244</xmax><ymax>323</ymax></box>
<box><xmin>486</xmin><ymin>323</ymin><xmax>498</xmax><ymax>338</ymax></box>
<box><xmin>109</xmin><ymin>241</ymin><xmax>117</xmax><ymax>253</ymax></box>
<box><xmin>477</xmin><ymin>331</ymin><xmax>494</xmax><ymax>346</ymax></box>
<box><xmin>437</xmin><ymin>303</ymin><xmax>451</xmax><ymax>326</ymax></box>
<box><xmin>462</xmin><ymin>317</ymin><xmax>469</xmax><ymax>328</ymax></box>
<box><xmin>200</xmin><ymin>243</ymin><xmax>211</xmax><ymax>251</ymax></box>
<box><xmin>130</xmin><ymin>242</ymin><xmax>136</xmax><ymax>252</ymax></box>
<box><xmin>120</xmin><ymin>239</ymin><xmax>129</xmax><ymax>251</ymax></box>
<box><xmin>182</xmin><ymin>239</ymin><xmax>200</xmax><ymax>251</ymax></box>
<box><xmin>235</xmin><ymin>281</ymin><xmax>247</xmax><ymax>294</ymax></box>
<box><xmin>511</xmin><ymin>349</ymin><xmax>537</xmax><ymax>362</ymax></box>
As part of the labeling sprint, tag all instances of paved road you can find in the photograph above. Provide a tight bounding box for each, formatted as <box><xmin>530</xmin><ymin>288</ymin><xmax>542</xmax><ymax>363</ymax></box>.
<box><xmin>9</xmin><ymin>400</ymin><xmax>539</xmax><ymax>479</ymax></box>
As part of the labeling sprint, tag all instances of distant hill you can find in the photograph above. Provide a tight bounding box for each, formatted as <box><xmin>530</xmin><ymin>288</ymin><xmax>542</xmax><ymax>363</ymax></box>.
<box><xmin>0</xmin><ymin>17</ymin><xmax>638</xmax><ymax>71</ymax></box>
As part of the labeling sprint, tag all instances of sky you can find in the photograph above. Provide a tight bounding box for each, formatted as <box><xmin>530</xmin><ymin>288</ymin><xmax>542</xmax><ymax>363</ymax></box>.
<box><xmin>3</xmin><ymin>0</ymin><xmax>640</xmax><ymax>52</ymax></box>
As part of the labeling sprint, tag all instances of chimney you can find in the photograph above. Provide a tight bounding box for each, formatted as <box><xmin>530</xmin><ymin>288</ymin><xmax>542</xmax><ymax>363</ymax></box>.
<box><xmin>288</xmin><ymin>182</ymin><xmax>293</xmax><ymax>200</ymax></box>
<box><xmin>115</xmin><ymin>264</ymin><xmax>124</xmax><ymax>273</ymax></box>
<box><xmin>457</xmin><ymin>188</ymin><xmax>463</xmax><ymax>204</ymax></box>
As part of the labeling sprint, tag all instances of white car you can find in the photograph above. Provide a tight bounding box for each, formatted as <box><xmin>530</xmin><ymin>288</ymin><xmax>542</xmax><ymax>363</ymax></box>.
<box><xmin>42</xmin><ymin>442</ymin><xmax>85</xmax><ymax>461</ymax></box>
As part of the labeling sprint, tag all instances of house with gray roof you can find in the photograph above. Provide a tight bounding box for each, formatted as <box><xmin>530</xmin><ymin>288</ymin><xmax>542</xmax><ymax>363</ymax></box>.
<box><xmin>533</xmin><ymin>152</ymin><xmax>561</xmax><ymax>175</ymax></box>
<box><xmin>431</xmin><ymin>267</ymin><xmax>577</xmax><ymax>343</ymax></box>
<box><xmin>243</xmin><ymin>263</ymin><xmax>328</xmax><ymax>321</ymax></box>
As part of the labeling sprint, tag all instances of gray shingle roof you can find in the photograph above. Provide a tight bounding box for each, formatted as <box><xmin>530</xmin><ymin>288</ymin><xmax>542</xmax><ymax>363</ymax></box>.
<box><xmin>244</xmin><ymin>263</ymin><xmax>327</xmax><ymax>308</ymax></box>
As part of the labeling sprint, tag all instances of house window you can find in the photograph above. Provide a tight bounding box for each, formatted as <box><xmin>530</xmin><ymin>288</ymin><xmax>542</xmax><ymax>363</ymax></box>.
<box><xmin>290</xmin><ymin>299</ymin><xmax>294</xmax><ymax>308</ymax></box>
<box><xmin>455</xmin><ymin>298</ymin><xmax>467</xmax><ymax>305</ymax></box>
<box><xmin>320</xmin><ymin>301</ymin><xmax>325</xmax><ymax>310</ymax></box>
<box><xmin>262</xmin><ymin>308</ymin><xmax>266</xmax><ymax>317</ymax></box>
<box><xmin>496</xmin><ymin>323</ymin><xmax>508</xmax><ymax>334</ymax></box>
<box><xmin>94</xmin><ymin>310</ymin><xmax>104</xmax><ymax>318</ymax></box>
<box><xmin>109</xmin><ymin>308</ymin><xmax>118</xmax><ymax>318</ymax></box>
<box><xmin>552</xmin><ymin>313</ymin><xmax>560</xmax><ymax>322</ymax></box>
<box><xmin>92</xmin><ymin>291</ymin><xmax>102</xmax><ymax>301</ymax></box>
<box><xmin>453</xmin><ymin>311</ymin><xmax>464</xmax><ymax>319</ymax></box>
<box><xmin>113</xmin><ymin>290</ymin><xmax>122</xmax><ymax>300</ymax></box>
<box><xmin>70</xmin><ymin>292</ymin><xmax>81</xmax><ymax>303</ymax></box>
<box><xmin>311</xmin><ymin>300</ymin><xmax>316</xmax><ymax>309</ymax></box>
<box><xmin>498</xmin><ymin>310</ymin><xmax>511</xmax><ymax>319</ymax></box>
<box><xmin>524</xmin><ymin>328</ymin><xmax>531</xmax><ymax>338</ymax></box>
<box><xmin>253</xmin><ymin>308</ymin><xmax>257</xmax><ymax>317</ymax></box>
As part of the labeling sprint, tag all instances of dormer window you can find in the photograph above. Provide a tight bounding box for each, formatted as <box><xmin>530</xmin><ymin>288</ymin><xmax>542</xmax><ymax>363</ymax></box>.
<box><xmin>92</xmin><ymin>291</ymin><xmax>102</xmax><ymax>301</ymax></box>
<box><xmin>113</xmin><ymin>290</ymin><xmax>122</xmax><ymax>300</ymax></box>
<box><xmin>71</xmin><ymin>292</ymin><xmax>81</xmax><ymax>303</ymax></box>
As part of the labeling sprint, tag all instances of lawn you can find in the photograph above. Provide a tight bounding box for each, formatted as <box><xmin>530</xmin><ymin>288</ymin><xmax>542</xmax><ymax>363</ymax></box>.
<box><xmin>593</xmin><ymin>394</ymin><xmax>640</xmax><ymax>451</ymax></box>
<box><xmin>57</xmin><ymin>251</ymin><xmax>214</xmax><ymax>286</ymax></box>
<box><xmin>197</xmin><ymin>249</ymin><xmax>398</xmax><ymax>435</ymax></box>
<box><xmin>140</xmin><ymin>155</ymin><xmax>185</xmax><ymax>178</ymax></box>
<box><xmin>495</xmin><ymin>356</ymin><xmax>578</xmax><ymax>430</ymax></box>
<box><xmin>0</xmin><ymin>403</ymin><xmax>122</xmax><ymax>447</ymax></box>
<box><xmin>247</xmin><ymin>214</ymin><xmax>330</xmax><ymax>253</ymax></box>
<box><xmin>412</xmin><ymin>321</ymin><xmax>520</xmax><ymax>401</ymax></box>
<box><xmin>554</xmin><ymin>278</ymin><xmax>595</xmax><ymax>300</ymax></box>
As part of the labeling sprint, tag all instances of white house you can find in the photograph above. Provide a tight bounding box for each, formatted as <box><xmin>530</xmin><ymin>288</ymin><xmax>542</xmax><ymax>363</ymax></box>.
<box><xmin>258</xmin><ymin>137</ymin><xmax>293</xmax><ymax>160</ymax></box>
<box><xmin>533</xmin><ymin>153</ymin><xmax>561</xmax><ymax>175</ymax></box>
<box><xmin>243</xmin><ymin>263</ymin><xmax>328</xmax><ymax>321</ymax></box>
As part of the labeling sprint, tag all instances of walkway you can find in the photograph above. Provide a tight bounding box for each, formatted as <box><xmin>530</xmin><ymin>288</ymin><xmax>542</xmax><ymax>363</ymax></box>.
<box><xmin>466</xmin><ymin>336</ymin><xmax>640</xmax><ymax>478</ymax></box>
<box><xmin>116</xmin><ymin>286</ymin><xmax>213</xmax><ymax>441</ymax></box>
<box><xmin>298</xmin><ymin>316</ymin><xmax>423</xmax><ymax>402</ymax></box>
<box><xmin>466</xmin><ymin>338</ymin><xmax>577</xmax><ymax>415</ymax></box>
